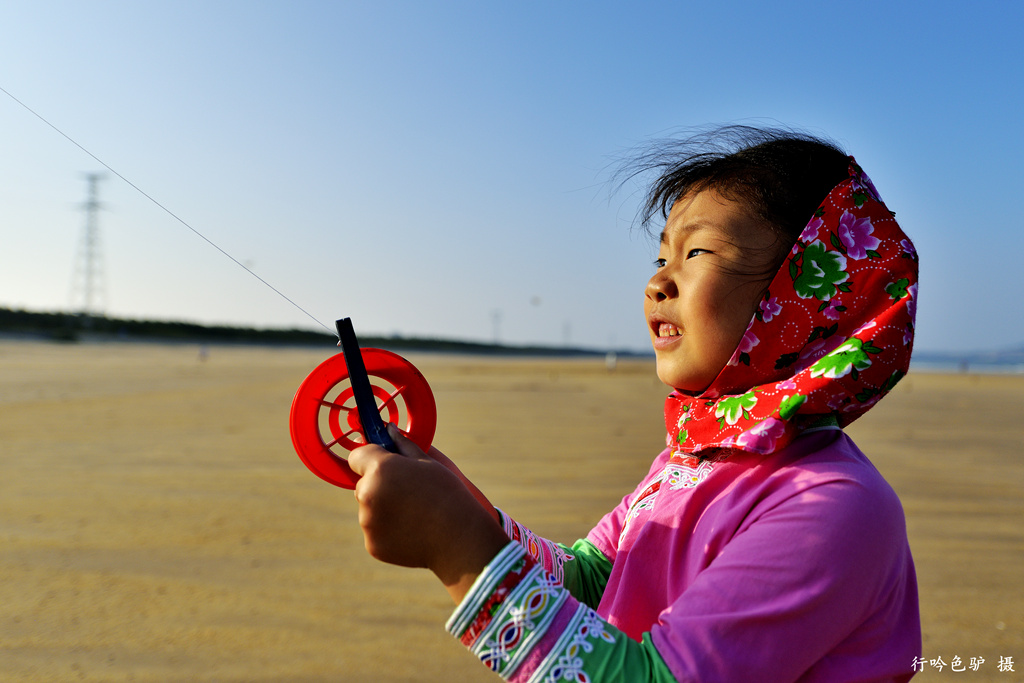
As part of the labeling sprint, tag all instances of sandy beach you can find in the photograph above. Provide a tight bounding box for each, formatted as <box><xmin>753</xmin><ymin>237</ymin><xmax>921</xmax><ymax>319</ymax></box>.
<box><xmin>0</xmin><ymin>340</ymin><xmax>1021</xmax><ymax>681</ymax></box>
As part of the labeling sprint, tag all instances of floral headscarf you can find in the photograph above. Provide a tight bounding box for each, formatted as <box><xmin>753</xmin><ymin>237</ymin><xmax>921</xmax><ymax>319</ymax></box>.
<box><xmin>665</xmin><ymin>158</ymin><xmax>918</xmax><ymax>457</ymax></box>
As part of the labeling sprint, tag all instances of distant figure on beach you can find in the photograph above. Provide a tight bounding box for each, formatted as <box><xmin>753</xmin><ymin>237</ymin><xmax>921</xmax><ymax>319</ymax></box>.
<box><xmin>347</xmin><ymin>126</ymin><xmax>922</xmax><ymax>681</ymax></box>
<box><xmin>604</xmin><ymin>351</ymin><xmax>617</xmax><ymax>372</ymax></box>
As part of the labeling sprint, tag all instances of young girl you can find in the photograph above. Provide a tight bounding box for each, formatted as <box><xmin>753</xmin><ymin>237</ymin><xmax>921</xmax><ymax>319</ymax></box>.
<box><xmin>347</xmin><ymin>127</ymin><xmax>921</xmax><ymax>682</ymax></box>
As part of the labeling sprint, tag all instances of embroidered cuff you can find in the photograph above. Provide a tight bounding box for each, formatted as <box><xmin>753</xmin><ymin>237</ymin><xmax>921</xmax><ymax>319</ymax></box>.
<box><xmin>446</xmin><ymin>542</ymin><xmax>529</xmax><ymax>639</ymax></box>
<box><xmin>496</xmin><ymin>508</ymin><xmax>575</xmax><ymax>584</ymax></box>
<box><xmin>446</xmin><ymin>541</ymin><xmax>569</xmax><ymax>678</ymax></box>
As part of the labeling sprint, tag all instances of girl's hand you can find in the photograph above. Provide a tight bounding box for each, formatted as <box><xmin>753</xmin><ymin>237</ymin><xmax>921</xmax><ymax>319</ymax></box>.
<box><xmin>347</xmin><ymin>425</ymin><xmax>509</xmax><ymax>603</ymax></box>
<box><xmin>421</xmin><ymin>444</ymin><xmax>500</xmax><ymax>523</ymax></box>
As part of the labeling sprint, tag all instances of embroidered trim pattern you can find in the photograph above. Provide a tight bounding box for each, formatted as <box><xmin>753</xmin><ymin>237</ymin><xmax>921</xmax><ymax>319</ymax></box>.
<box><xmin>618</xmin><ymin>454</ymin><xmax>717</xmax><ymax>545</ymax></box>
<box><xmin>619</xmin><ymin>479</ymin><xmax>661</xmax><ymax>544</ymax></box>
<box><xmin>499</xmin><ymin>510</ymin><xmax>575</xmax><ymax>584</ymax></box>
<box><xmin>528</xmin><ymin>604</ymin><xmax>618</xmax><ymax>683</ymax></box>
<box><xmin>459</xmin><ymin>554</ymin><xmax>537</xmax><ymax>647</ymax></box>
<box><xmin>468</xmin><ymin>564</ymin><xmax>568</xmax><ymax>677</ymax></box>
<box><xmin>447</xmin><ymin>543</ymin><xmax>530</xmax><ymax>639</ymax></box>
<box><xmin>664</xmin><ymin>452</ymin><xmax>716</xmax><ymax>490</ymax></box>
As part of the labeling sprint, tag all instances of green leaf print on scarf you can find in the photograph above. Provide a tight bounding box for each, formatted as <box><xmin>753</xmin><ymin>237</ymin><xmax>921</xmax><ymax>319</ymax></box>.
<box><xmin>778</xmin><ymin>394</ymin><xmax>806</xmax><ymax>420</ymax></box>
<box><xmin>809</xmin><ymin>338</ymin><xmax>873</xmax><ymax>379</ymax></box>
<box><xmin>715</xmin><ymin>390</ymin><xmax>757</xmax><ymax>426</ymax></box>
<box><xmin>885</xmin><ymin>278</ymin><xmax>910</xmax><ymax>301</ymax></box>
<box><xmin>676</xmin><ymin>405</ymin><xmax>692</xmax><ymax>444</ymax></box>
<box><xmin>883</xmin><ymin>368</ymin><xmax>905</xmax><ymax>392</ymax></box>
<box><xmin>792</xmin><ymin>241</ymin><xmax>849</xmax><ymax>301</ymax></box>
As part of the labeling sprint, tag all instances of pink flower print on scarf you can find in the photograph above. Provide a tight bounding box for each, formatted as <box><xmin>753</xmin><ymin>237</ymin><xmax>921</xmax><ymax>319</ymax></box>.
<box><xmin>721</xmin><ymin>416</ymin><xmax>787</xmax><ymax>452</ymax></box>
<box><xmin>836</xmin><ymin>212</ymin><xmax>881</xmax><ymax>260</ymax></box>
<box><xmin>798</xmin><ymin>216</ymin><xmax>825</xmax><ymax>245</ymax></box>
<box><xmin>820</xmin><ymin>297</ymin><xmax>846</xmax><ymax>320</ymax></box>
<box><xmin>728</xmin><ymin>328</ymin><xmax>760</xmax><ymax>367</ymax></box>
<box><xmin>758</xmin><ymin>295</ymin><xmax>782</xmax><ymax>323</ymax></box>
<box><xmin>796</xmin><ymin>335</ymin><xmax>846</xmax><ymax>373</ymax></box>
<box><xmin>851</xmin><ymin>169</ymin><xmax>884</xmax><ymax>206</ymax></box>
<box><xmin>900</xmin><ymin>238</ymin><xmax>917</xmax><ymax>261</ymax></box>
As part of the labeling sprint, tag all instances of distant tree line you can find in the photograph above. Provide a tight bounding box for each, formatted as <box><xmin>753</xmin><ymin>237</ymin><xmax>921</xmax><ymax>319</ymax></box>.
<box><xmin>0</xmin><ymin>307</ymin><xmax>331</xmax><ymax>344</ymax></box>
<box><xmin>0</xmin><ymin>307</ymin><xmax>627</xmax><ymax>357</ymax></box>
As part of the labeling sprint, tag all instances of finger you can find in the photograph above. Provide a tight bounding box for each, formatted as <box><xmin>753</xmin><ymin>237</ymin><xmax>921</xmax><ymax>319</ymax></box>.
<box><xmin>387</xmin><ymin>423</ymin><xmax>430</xmax><ymax>461</ymax></box>
<box><xmin>424</xmin><ymin>444</ymin><xmax>455</xmax><ymax>467</ymax></box>
<box><xmin>347</xmin><ymin>442</ymin><xmax>390</xmax><ymax>478</ymax></box>
<box><xmin>424</xmin><ymin>445</ymin><xmax>470</xmax><ymax>481</ymax></box>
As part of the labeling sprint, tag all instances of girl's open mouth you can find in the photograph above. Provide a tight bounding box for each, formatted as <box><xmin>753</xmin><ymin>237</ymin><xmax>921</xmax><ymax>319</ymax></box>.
<box><xmin>657</xmin><ymin>323</ymin><xmax>681</xmax><ymax>338</ymax></box>
<box><xmin>650</xmin><ymin>319</ymin><xmax>683</xmax><ymax>350</ymax></box>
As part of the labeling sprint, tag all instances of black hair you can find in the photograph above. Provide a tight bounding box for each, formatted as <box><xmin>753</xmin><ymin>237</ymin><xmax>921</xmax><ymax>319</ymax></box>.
<box><xmin>621</xmin><ymin>125</ymin><xmax>850</xmax><ymax>242</ymax></box>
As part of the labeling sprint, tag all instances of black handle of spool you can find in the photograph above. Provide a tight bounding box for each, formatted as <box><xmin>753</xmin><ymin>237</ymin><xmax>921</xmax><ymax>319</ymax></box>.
<box><xmin>336</xmin><ymin>317</ymin><xmax>398</xmax><ymax>453</ymax></box>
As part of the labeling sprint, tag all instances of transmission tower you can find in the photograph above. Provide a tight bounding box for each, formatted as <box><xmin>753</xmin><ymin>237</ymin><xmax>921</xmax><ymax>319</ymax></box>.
<box><xmin>69</xmin><ymin>173</ymin><xmax>107</xmax><ymax>319</ymax></box>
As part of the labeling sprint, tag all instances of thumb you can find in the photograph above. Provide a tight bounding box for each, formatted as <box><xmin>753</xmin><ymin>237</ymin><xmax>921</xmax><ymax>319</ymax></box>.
<box><xmin>347</xmin><ymin>441</ymin><xmax>389</xmax><ymax>478</ymax></box>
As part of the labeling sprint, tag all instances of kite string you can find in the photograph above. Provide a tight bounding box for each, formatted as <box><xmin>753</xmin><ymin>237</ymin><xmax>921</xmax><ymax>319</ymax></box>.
<box><xmin>0</xmin><ymin>83</ymin><xmax>336</xmax><ymax>337</ymax></box>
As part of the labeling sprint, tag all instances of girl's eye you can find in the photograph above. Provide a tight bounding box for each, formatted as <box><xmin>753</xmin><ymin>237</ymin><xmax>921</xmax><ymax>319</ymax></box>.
<box><xmin>654</xmin><ymin>249</ymin><xmax>710</xmax><ymax>268</ymax></box>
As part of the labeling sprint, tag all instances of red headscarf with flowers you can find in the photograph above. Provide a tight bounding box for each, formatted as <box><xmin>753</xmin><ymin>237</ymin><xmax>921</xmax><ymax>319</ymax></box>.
<box><xmin>665</xmin><ymin>158</ymin><xmax>918</xmax><ymax>457</ymax></box>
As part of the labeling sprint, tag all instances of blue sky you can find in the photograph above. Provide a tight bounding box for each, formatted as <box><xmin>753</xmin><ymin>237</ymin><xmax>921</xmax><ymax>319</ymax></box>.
<box><xmin>1</xmin><ymin>1</ymin><xmax>1020</xmax><ymax>353</ymax></box>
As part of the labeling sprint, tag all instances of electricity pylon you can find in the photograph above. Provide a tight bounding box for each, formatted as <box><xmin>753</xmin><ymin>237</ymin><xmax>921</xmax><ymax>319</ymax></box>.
<box><xmin>69</xmin><ymin>172</ymin><xmax>106</xmax><ymax>320</ymax></box>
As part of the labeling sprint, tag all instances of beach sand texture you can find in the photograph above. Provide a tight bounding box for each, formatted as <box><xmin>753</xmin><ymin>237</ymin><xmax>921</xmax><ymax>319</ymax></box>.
<box><xmin>1</xmin><ymin>341</ymin><xmax>1021</xmax><ymax>682</ymax></box>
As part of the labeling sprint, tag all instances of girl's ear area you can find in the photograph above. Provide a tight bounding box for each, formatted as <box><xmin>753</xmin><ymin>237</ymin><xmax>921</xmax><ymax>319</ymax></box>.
<box><xmin>730</xmin><ymin>219</ymin><xmax>796</xmax><ymax>282</ymax></box>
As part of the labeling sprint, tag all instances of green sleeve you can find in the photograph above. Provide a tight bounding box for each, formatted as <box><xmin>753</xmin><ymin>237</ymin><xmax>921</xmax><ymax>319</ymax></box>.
<box><xmin>561</xmin><ymin>537</ymin><xmax>614</xmax><ymax>609</ymax></box>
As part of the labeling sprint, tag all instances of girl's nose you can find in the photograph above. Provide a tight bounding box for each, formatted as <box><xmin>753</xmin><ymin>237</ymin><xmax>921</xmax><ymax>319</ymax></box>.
<box><xmin>645</xmin><ymin>272</ymin><xmax>677</xmax><ymax>302</ymax></box>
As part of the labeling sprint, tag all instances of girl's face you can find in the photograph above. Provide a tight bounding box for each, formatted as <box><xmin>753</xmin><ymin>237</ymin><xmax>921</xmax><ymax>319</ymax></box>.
<box><xmin>644</xmin><ymin>190</ymin><xmax>784</xmax><ymax>394</ymax></box>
